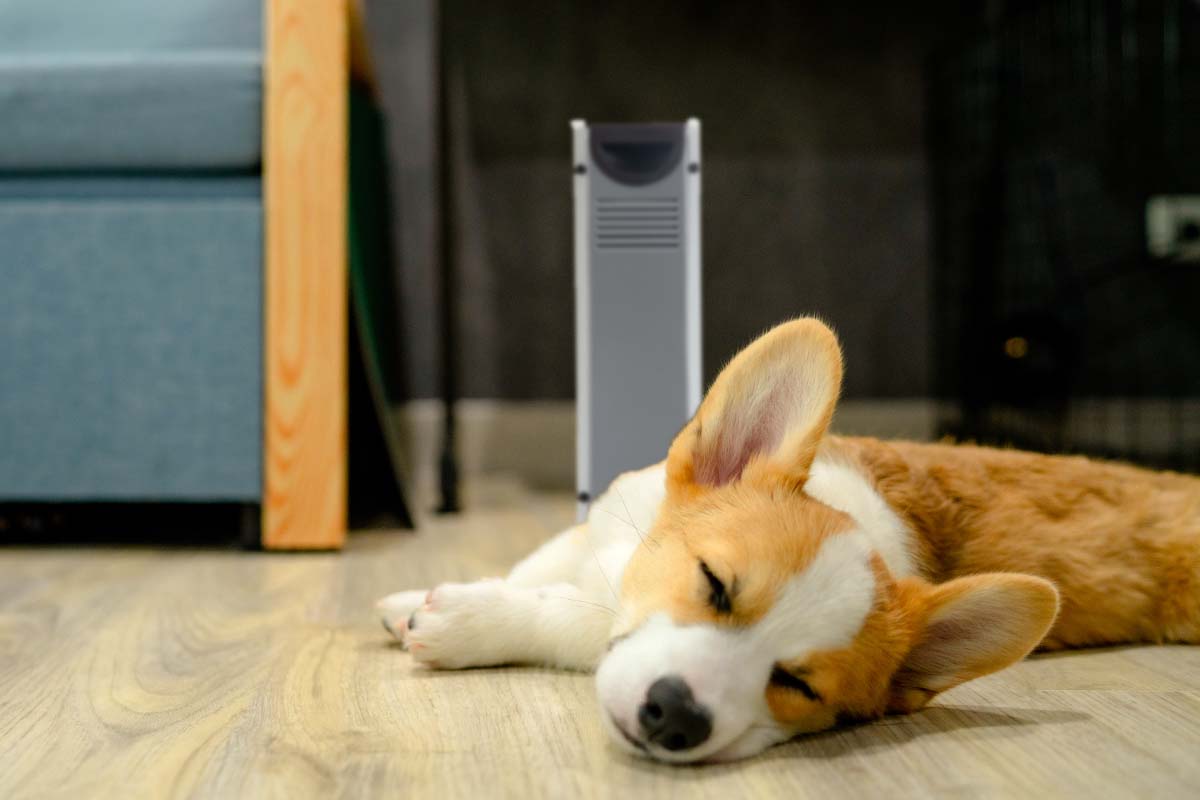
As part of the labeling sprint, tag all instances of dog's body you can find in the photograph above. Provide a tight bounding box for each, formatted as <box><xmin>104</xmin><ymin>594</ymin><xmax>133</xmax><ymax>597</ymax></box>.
<box><xmin>379</xmin><ymin>319</ymin><xmax>1200</xmax><ymax>763</ymax></box>
<box><xmin>831</xmin><ymin>436</ymin><xmax>1200</xmax><ymax>649</ymax></box>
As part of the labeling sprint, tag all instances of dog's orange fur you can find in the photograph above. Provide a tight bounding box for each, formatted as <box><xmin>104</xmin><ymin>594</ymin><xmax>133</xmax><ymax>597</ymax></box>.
<box><xmin>834</xmin><ymin>436</ymin><xmax>1200</xmax><ymax>648</ymax></box>
<box><xmin>620</xmin><ymin>486</ymin><xmax>853</xmax><ymax>628</ymax></box>
<box><xmin>619</xmin><ymin>318</ymin><xmax>1199</xmax><ymax>736</ymax></box>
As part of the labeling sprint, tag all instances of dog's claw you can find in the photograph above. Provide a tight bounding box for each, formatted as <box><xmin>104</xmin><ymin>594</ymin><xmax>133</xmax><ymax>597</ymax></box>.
<box><xmin>381</xmin><ymin>616</ymin><xmax>410</xmax><ymax>649</ymax></box>
<box><xmin>376</xmin><ymin>589</ymin><xmax>427</xmax><ymax>647</ymax></box>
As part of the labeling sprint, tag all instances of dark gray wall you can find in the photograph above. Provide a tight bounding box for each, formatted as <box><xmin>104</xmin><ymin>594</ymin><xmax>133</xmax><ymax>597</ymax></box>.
<box><xmin>366</xmin><ymin>1</ymin><xmax>973</xmax><ymax>400</ymax></box>
<box><xmin>364</xmin><ymin>0</ymin><xmax>439</xmax><ymax>399</ymax></box>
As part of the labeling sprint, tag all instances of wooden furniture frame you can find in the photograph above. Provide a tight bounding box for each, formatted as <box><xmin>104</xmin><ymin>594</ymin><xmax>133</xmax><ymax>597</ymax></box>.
<box><xmin>262</xmin><ymin>0</ymin><xmax>351</xmax><ymax>549</ymax></box>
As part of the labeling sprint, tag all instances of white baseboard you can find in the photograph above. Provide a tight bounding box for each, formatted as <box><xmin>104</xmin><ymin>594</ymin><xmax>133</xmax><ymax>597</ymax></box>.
<box><xmin>395</xmin><ymin>397</ymin><xmax>1198</xmax><ymax>497</ymax></box>
<box><xmin>395</xmin><ymin>398</ymin><xmax>938</xmax><ymax>493</ymax></box>
<box><xmin>396</xmin><ymin>400</ymin><xmax>577</xmax><ymax>493</ymax></box>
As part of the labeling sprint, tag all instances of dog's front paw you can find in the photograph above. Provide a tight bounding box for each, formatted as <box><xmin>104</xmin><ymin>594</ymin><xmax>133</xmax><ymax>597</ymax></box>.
<box><xmin>376</xmin><ymin>589</ymin><xmax>429</xmax><ymax>647</ymax></box>
<box><xmin>406</xmin><ymin>579</ymin><xmax>514</xmax><ymax>669</ymax></box>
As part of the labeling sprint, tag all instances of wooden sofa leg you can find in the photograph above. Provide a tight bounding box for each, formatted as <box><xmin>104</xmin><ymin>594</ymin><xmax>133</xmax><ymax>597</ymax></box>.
<box><xmin>261</xmin><ymin>0</ymin><xmax>348</xmax><ymax>549</ymax></box>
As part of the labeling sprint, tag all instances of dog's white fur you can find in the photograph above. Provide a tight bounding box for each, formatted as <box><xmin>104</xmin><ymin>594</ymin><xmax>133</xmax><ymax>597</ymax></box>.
<box><xmin>804</xmin><ymin>457</ymin><xmax>916</xmax><ymax>579</ymax></box>
<box><xmin>597</xmin><ymin>528</ymin><xmax>877</xmax><ymax>762</ymax></box>
<box><xmin>377</xmin><ymin>464</ymin><xmax>664</xmax><ymax>671</ymax></box>
<box><xmin>376</xmin><ymin>457</ymin><xmax>913</xmax><ymax>760</ymax></box>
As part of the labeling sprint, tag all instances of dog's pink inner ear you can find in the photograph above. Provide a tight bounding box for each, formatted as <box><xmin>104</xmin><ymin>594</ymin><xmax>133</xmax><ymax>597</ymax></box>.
<box><xmin>669</xmin><ymin>318</ymin><xmax>844</xmax><ymax>492</ymax></box>
<box><xmin>891</xmin><ymin>575</ymin><xmax>1060</xmax><ymax>706</ymax></box>
<box><xmin>693</xmin><ymin>389</ymin><xmax>789</xmax><ymax>487</ymax></box>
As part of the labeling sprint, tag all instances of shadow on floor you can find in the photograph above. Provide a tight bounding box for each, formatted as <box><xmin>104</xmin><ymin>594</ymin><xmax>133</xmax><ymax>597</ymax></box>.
<box><xmin>0</xmin><ymin>502</ymin><xmax>414</xmax><ymax>550</ymax></box>
<box><xmin>618</xmin><ymin>703</ymin><xmax>1091</xmax><ymax>775</ymax></box>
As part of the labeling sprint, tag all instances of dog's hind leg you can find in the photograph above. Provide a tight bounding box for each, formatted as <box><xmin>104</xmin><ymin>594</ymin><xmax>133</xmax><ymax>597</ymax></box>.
<box><xmin>405</xmin><ymin>579</ymin><xmax>615</xmax><ymax>670</ymax></box>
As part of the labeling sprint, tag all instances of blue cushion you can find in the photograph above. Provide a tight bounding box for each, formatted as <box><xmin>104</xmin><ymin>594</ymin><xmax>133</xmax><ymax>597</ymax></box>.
<box><xmin>0</xmin><ymin>0</ymin><xmax>260</xmax><ymax>53</ymax></box>
<box><xmin>0</xmin><ymin>0</ymin><xmax>262</xmax><ymax>170</ymax></box>
<box><xmin>0</xmin><ymin>186</ymin><xmax>263</xmax><ymax>501</ymax></box>
<box><xmin>0</xmin><ymin>173</ymin><xmax>261</xmax><ymax>199</ymax></box>
<box><xmin>0</xmin><ymin>52</ymin><xmax>261</xmax><ymax>170</ymax></box>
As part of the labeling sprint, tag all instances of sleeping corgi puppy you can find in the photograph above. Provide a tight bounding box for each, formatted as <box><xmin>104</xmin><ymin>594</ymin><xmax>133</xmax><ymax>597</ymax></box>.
<box><xmin>377</xmin><ymin>318</ymin><xmax>1200</xmax><ymax>763</ymax></box>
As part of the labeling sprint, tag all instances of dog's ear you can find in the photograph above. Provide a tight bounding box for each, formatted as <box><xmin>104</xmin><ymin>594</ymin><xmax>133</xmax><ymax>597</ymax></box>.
<box><xmin>666</xmin><ymin>317</ymin><xmax>843</xmax><ymax>496</ymax></box>
<box><xmin>888</xmin><ymin>574</ymin><xmax>1060</xmax><ymax>714</ymax></box>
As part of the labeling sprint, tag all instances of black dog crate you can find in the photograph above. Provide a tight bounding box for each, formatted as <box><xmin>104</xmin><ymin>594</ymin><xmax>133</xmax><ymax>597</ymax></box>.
<box><xmin>930</xmin><ymin>0</ymin><xmax>1200</xmax><ymax>470</ymax></box>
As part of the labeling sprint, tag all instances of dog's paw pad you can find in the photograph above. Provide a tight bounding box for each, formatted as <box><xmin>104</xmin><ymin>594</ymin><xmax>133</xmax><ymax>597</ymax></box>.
<box><xmin>376</xmin><ymin>589</ymin><xmax>427</xmax><ymax>644</ymax></box>
<box><xmin>381</xmin><ymin>616</ymin><xmax>411</xmax><ymax>649</ymax></box>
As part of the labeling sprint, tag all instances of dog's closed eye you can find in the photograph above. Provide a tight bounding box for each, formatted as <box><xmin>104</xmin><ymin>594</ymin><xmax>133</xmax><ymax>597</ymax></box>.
<box><xmin>699</xmin><ymin>560</ymin><xmax>732</xmax><ymax>614</ymax></box>
<box><xmin>770</xmin><ymin>666</ymin><xmax>822</xmax><ymax>702</ymax></box>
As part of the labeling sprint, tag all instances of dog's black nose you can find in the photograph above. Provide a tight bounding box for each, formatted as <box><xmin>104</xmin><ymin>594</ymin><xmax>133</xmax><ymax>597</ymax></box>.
<box><xmin>638</xmin><ymin>675</ymin><xmax>712</xmax><ymax>751</ymax></box>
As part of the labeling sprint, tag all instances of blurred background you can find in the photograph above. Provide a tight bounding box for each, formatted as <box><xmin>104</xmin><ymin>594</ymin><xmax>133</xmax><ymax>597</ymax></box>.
<box><xmin>1</xmin><ymin>0</ymin><xmax>1198</xmax><ymax>541</ymax></box>
<box><xmin>370</xmin><ymin>0</ymin><xmax>1200</xmax><ymax>490</ymax></box>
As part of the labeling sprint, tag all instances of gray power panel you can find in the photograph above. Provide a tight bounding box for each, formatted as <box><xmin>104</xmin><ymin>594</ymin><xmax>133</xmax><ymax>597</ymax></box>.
<box><xmin>571</xmin><ymin>119</ymin><xmax>702</xmax><ymax>518</ymax></box>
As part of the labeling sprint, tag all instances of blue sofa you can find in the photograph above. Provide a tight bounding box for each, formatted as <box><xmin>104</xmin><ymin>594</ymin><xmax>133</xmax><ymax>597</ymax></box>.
<box><xmin>0</xmin><ymin>1</ymin><xmax>265</xmax><ymax>504</ymax></box>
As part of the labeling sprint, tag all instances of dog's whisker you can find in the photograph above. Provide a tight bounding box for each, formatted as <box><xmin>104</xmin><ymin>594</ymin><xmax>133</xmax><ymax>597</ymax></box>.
<box><xmin>580</xmin><ymin>522</ymin><xmax>621</xmax><ymax>604</ymax></box>
<box><xmin>614</xmin><ymin>487</ymin><xmax>657</xmax><ymax>549</ymax></box>
<box><xmin>546</xmin><ymin>595</ymin><xmax>618</xmax><ymax>617</ymax></box>
<box><xmin>590</xmin><ymin>503</ymin><xmax>657</xmax><ymax>546</ymax></box>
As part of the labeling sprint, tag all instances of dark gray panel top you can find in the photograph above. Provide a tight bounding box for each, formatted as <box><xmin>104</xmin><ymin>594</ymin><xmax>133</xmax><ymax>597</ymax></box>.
<box><xmin>589</xmin><ymin>124</ymin><xmax>685</xmax><ymax>186</ymax></box>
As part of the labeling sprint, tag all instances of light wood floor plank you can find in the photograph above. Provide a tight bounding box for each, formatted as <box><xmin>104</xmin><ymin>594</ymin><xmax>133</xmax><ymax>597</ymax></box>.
<box><xmin>2</xmin><ymin>481</ymin><xmax>1198</xmax><ymax>798</ymax></box>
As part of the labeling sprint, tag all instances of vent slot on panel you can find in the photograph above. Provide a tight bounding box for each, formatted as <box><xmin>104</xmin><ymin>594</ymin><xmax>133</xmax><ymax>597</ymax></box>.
<box><xmin>594</xmin><ymin>197</ymin><xmax>680</xmax><ymax>250</ymax></box>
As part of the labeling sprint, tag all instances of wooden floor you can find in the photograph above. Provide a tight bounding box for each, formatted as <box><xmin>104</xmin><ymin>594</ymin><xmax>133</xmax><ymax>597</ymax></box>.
<box><xmin>3</xmin><ymin>479</ymin><xmax>1200</xmax><ymax>799</ymax></box>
